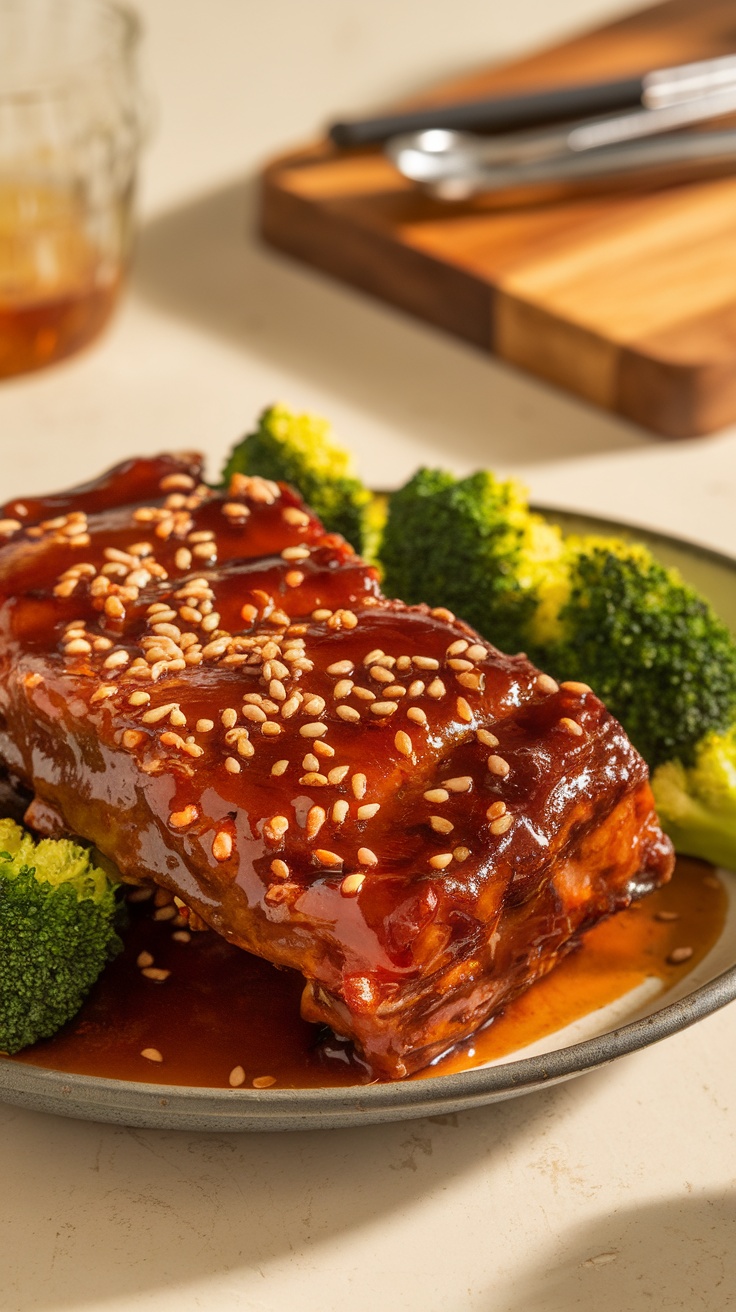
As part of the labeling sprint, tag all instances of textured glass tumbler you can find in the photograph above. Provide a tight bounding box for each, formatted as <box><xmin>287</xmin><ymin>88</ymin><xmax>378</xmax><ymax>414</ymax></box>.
<box><xmin>0</xmin><ymin>0</ymin><xmax>143</xmax><ymax>378</ymax></box>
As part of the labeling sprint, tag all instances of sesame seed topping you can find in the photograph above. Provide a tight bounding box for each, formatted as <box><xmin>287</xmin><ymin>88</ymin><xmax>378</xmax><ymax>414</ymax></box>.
<box><xmin>300</xmin><ymin>771</ymin><xmax>328</xmax><ymax>786</ymax></box>
<box><xmin>196</xmin><ymin>718</ymin><xmax>214</xmax><ymax>732</ymax></box>
<box><xmin>265</xmin><ymin>815</ymin><xmax>289</xmax><ymax>842</ymax></box>
<box><xmin>328</xmin><ymin>764</ymin><xmax>350</xmax><ymax>784</ymax></box>
<box><xmin>424</xmin><ymin>788</ymin><xmax>449</xmax><ymax>803</ymax></box>
<box><xmin>302</xmin><ymin>695</ymin><xmax>326</xmax><ymax>715</ymax></box>
<box><xmin>169</xmin><ymin>805</ymin><xmax>198</xmax><ymax>828</ymax></box>
<box><xmin>172</xmin><ymin>930</ymin><xmax>191</xmax><ymax>943</ymax></box>
<box><xmin>281</xmin><ymin>546</ymin><xmax>310</xmax><ymax>561</ymax></box>
<box><xmin>129</xmin><ymin>690</ymin><xmax>151</xmax><ymax>707</ymax></box>
<box><xmin>560</xmin><ymin>717</ymin><xmax>584</xmax><ymax>737</ymax></box>
<box><xmin>406</xmin><ymin>707</ymin><xmax>428</xmax><ymax>726</ymax></box>
<box><xmin>370</xmin><ymin>701</ymin><xmax>398</xmax><ymax>717</ymax></box>
<box><xmin>357</xmin><ymin>848</ymin><xmax>378</xmax><ymax>866</ymax></box>
<box><xmin>352</xmin><ymin>773</ymin><xmax>367</xmax><ymax>799</ymax></box>
<box><xmin>315</xmin><ymin>849</ymin><xmax>343</xmax><ymax>868</ymax></box>
<box><xmin>395</xmin><ymin>730</ymin><xmax>413</xmax><ymax>757</ymax></box>
<box><xmin>332</xmin><ymin>799</ymin><xmax>349</xmax><ymax>823</ymax></box>
<box><xmin>306</xmin><ymin>806</ymin><xmax>326</xmax><ymax>839</ymax></box>
<box><xmin>561</xmin><ymin>681</ymin><xmax>593</xmax><ymax>695</ymax></box>
<box><xmin>456</xmin><ymin>697</ymin><xmax>473</xmax><ymax>723</ymax></box>
<box><xmin>283</xmin><ymin>506</ymin><xmax>310</xmax><ymax>527</ymax></box>
<box><xmin>668</xmin><ymin>946</ymin><xmax>694</xmax><ymax>965</ymax></box>
<box><xmin>270</xmin><ymin>859</ymin><xmax>289</xmax><ymax>879</ymax></box>
<box><xmin>225</xmin><ymin>757</ymin><xmax>242</xmax><ymax>773</ymax></box>
<box><xmin>122</xmin><ymin>729</ymin><xmax>146</xmax><ymax>750</ymax></box>
<box><xmin>271</xmin><ymin>759</ymin><xmax>289</xmax><ymax>776</ymax></box>
<box><xmin>429</xmin><ymin>853</ymin><xmax>453</xmax><ymax>870</ymax></box>
<box><xmin>370</xmin><ymin>666</ymin><xmax>395</xmax><ymax>684</ymax></box>
<box><xmin>141</xmin><ymin>967</ymin><xmax>171</xmax><ymax>982</ymax></box>
<box><xmin>363</xmin><ymin>649</ymin><xmax>384</xmax><ymax>666</ymax></box>
<box><xmin>465</xmin><ymin>645</ymin><xmax>487</xmax><ymax>661</ymax></box>
<box><xmin>536</xmin><ymin>673</ymin><xmax>559</xmax><ymax>695</ymax></box>
<box><xmin>336</xmin><ymin>705</ymin><xmax>360</xmax><ymax>723</ymax></box>
<box><xmin>352</xmin><ymin>687</ymin><xmax>375</xmax><ymax>701</ymax></box>
<box><xmin>242</xmin><ymin>705</ymin><xmax>267</xmax><ymax>724</ymax></box>
<box><xmin>486</xmin><ymin>801</ymin><xmax>507</xmax><ymax>820</ymax></box>
<box><xmin>476</xmin><ymin>728</ymin><xmax>499</xmax><ymax>748</ymax></box>
<box><xmin>327</xmin><ymin>660</ymin><xmax>354</xmax><ymax>676</ymax></box>
<box><xmin>212</xmin><ymin>830</ymin><xmax>233</xmax><ymax>862</ymax></box>
<box><xmin>431</xmin><ymin>607</ymin><xmax>455</xmax><ymax>622</ymax></box>
<box><xmin>453</xmin><ymin>846</ymin><xmax>470</xmax><ymax>862</ymax></box>
<box><xmin>153</xmin><ymin>904</ymin><xmax>177</xmax><ymax>921</ymax></box>
<box><xmin>444</xmin><ymin>776</ymin><xmax>473</xmax><ymax>793</ymax></box>
<box><xmin>457</xmin><ymin>672</ymin><xmax>482</xmax><ymax>691</ymax></box>
<box><xmin>487</xmin><ymin>755</ymin><xmax>510</xmax><ymax>777</ymax></box>
<box><xmin>252</xmin><ymin>1075</ymin><xmax>277</xmax><ymax>1089</ymax></box>
<box><xmin>426</xmin><ymin>678</ymin><xmax>446</xmax><ymax>699</ymax></box>
<box><xmin>142</xmin><ymin>703</ymin><xmax>178</xmax><ymax>725</ymax></box>
<box><xmin>490</xmin><ymin>814</ymin><xmax>513</xmax><ymax>835</ymax></box>
<box><xmin>303</xmin><ymin>752</ymin><xmax>320</xmax><ymax>771</ymax></box>
<box><xmin>430</xmin><ymin>816</ymin><xmax>454</xmax><ymax>834</ymax></box>
<box><xmin>64</xmin><ymin>637</ymin><xmax>92</xmax><ymax>655</ymax></box>
<box><xmin>141</xmin><ymin>1048</ymin><xmax>163</xmax><ymax>1063</ymax></box>
<box><xmin>262</xmin><ymin>721</ymin><xmax>282</xmax><ymax>736</ymax></box>
<box><xmin>446</xmin><ymin>640</ymin><xmax>469</xmax><ymax>656</ymax></box>
<box><xmin>413</xmin><ymin>656</ymin><xmax>439</xmax><ymax>670</ymax></box>
<box><xmin>340</xmin><ymin>873</ymin><xmax>365</xmax><ymax>897</ymax></box>
<box><xmin>448</xmin><ymin>658</ymin><xmax>474</xmax><ymax>672</ymax></box>
<box><xmin>300</xmin><ymin>722</ymin><xmax>328</xmax><ymax>738</ymax></box>
<box><xmin>229</xmin><ymin>1065</ymin><xmax>246</xmax><ymax>1088</ymax></box>
<box><xmin>137</xmin><ymin>951</ymin><xmax>155</xmax><ymax>968</ymax></box>
<box><xmin>357</xmin><ymin>803</ymin><xmax>380</xmax><ymax>820</ymax></box>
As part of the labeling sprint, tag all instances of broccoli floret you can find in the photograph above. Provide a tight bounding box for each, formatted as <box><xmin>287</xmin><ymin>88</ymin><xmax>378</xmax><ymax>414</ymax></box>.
<box><xmin>379</xmin><ymin>467</ymin><xmax>565</xmax><ymax>656</ymax></box>
<box><xmin>223</xmin><ymin>404</ymin><xmax>374</xmax><ymax>553</ymax></box>
<box><xmin>0</xmin><ymin>819</ymin><xmax>122</xmax><ymax>1054</ymax></box>
<box><xmin>652</xmin><ymin>728</ymin><xmax>736</xmax><ymax>870</ymax></box>
<box><xmin>539</xmin><ymin>537</ymin><xmax>736</xmax><ymax>770</ymax></box>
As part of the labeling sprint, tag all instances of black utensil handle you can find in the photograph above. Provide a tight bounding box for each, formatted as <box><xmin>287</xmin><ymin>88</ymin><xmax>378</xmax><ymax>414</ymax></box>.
<box><xmin>329</xmin><ymin>76</ymin><xmax>646</xmax><ymax>146</ymax></box>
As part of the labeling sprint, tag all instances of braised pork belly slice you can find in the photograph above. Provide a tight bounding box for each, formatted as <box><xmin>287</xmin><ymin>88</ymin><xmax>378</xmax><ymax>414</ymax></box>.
<box><xmin>0</xmin><ymin>455</ymin><xmax>674</xmax><ymax>1077</ymax></box>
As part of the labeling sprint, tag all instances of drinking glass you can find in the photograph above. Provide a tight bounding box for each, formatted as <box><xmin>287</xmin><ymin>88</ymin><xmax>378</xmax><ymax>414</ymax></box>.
<box><xmin>0</xmin><ymin>0</ymin><xmax>144</xmax><ymax>377</ymax></box>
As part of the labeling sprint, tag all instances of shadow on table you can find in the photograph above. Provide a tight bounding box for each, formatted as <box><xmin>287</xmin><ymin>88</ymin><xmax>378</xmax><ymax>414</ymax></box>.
<box><xmin>132</xmin><ymin>177</ymin><xmax>649</xmax><ymax>469</ymax></box>
<box><xmin>496</xmin><ymin>1189</ymin><xmax>736</xmax><ymax>1312</ymax></box>
<box><xmin>1</xmin><ymin>1078</ymin><xmax>559</xmax><ymax>1311</ymax></box>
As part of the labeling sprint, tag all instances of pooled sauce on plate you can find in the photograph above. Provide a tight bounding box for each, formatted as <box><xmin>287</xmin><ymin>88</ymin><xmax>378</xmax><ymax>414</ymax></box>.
<box><xmin>9</xmin><ymin>856</ymin><xmax>727</xmax><ymax>1088</ymax></box>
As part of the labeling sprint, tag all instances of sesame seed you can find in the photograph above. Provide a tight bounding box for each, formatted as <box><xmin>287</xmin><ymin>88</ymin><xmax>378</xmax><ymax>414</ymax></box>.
<box><xmin>352</xmin><ymin>773</ymin><xmax>367</xmax><ymax>799</ymax></box>
<box><xmin>396</xmin><ymin>656</ymin><xmax>412</xmax><ymax>672</ymax></box>
<box><xmin>490</xmin><ymin>814</ymin><xmax>513</xmax><ymax>836</ymax></box>
<box><xmin>252</xmin><ymin>1075</ymin><xmax>277</xmax><ymax>1089</ymax></box>
<box><xmin>413</xmin><ymin>656</ymin><xmax>439</xmax><ymax>670</ymax></box>
<box><xmin>312</xmin><ymin>608</ymin><xmax>332</xmax><ymax>621</ymax></box>
<box><xmin>453</xmin><ymin>847</ymin><xmax>470</xmax><ymax>862</ymax></box>
<box><xmin>142</xmin><ymin>703</ymin><xmax>178</xmax><ymax>725</ymax></box>
<box><xmin>283</xmin><ymin>506</ymin><xmax>310</xmax><ymax>527</ymax></box>
<box><xmin>395</xmin><ymin>730</ymin><xmax>413</xmax><ymax>757</ymax></box>
<box><xmin>363</xmin><ymin>649</ymin><xmax>384</xmax><ymax>666</ymax></box>
<box><xmin>170</xmin><ymin>805</ymin><xmax>199</xmax><ymax>828</ymax></box>
<box><xmin>341</xmin><ymin>873</ymin><xmax>365</xmax><ymax>897</ymax></box>
<box><xmin>336</xmin><ymin>704</ymin><xmax>360</xmax><ymax>722</ymax></box>
<box><xmin>172</xmin><ymin>930</ymin><xmax>191</xmax><ymax>943</ymax></box>
<box><xmin>129</xmin><ymin>690</ymin><xmax>151</xmax><ymax>707</ymax></box>
<box><xmin>0</xmin><ymin>518</ymin><xmax>21</xmax><ymax>535</ymax></box>
<box><xmin>271</xmin><ymin>859</ymin><xmax>289</xmax><ymax>879</ymax></box>
<box><xmin>64</xmin><ymin>637</ymin><xmax>91</xmax><ymax>655</ymax></box>
<box><xmin>153</xmin><ymin>905</ymin><xmax>177</xmax><ymax>921</ymax></box>
<box><xmin>327</xmin><ymin>660</ymin><xmax>354</xmax><ymax>676</ymax></box>
<box><xmin>444</xmin><ymin>776</ymin><xmax>473</xmax><ymax>793</ymax></box>
<box><xmin>668</xmin><ymin>946</ymin><xmax>694</xmax><ymax>965</ymax></box>
<box><xmin>281</xmin><ymin>546</ymin><xmax>310</xmax><ymax>561</ymax></box>
<box><xmin>352</xmin><ymin>687</ymin><xmax>376</xmax><ymax>701</ymax></box>
<box><xmin>424</xmin><ymin>788</ymin><xmax>449</xmax><ymax>803</ymax></box>
<box><xmin>90</xmin><ymin>684</ymin><xmax>117</xmax><ymax>703</ymax></box>
<box><xmin>407</xmin><ymin>707</ymin><xmax>428</xmax><ymax>725</ymax></box>
<box><xmin>487</xmin><ymin>755</ymin><xmax>510</xmax><ymax>777</ymax></box>
<box><xmin>357</xmin><ymin>848</ymin><xmax>378</xmax><ymax>866</ymax></box>
<box><xmin>141</xmin><ymin>967</ymin><xmax>171</xmax><ymax>982</ymax></box>
<box><xmin>655</xmin><ymin>910</ymin><xmax>680</xmax><ymax>922</ymax></box>
<box><xmin>370</xmin><ymin>666</ymin><xmax>395</xmax><ymax>684</ymax></box>
<box><xmin>175</xmin><ymin>547</ymin><xmax>192</xmax><ymax>571</ymax></box>
<box><xmin>265</xmin><ymin>815</ymin><xmax>289</xmax><ymax>842</ymax></box>
<box><xmin>141</xmin><ymin>1048</ymin><xmax>163</xmax><ymax>1063</ymax></box>
<box><xmin>447</xmin><ymin>640</ymin><xmax>469</xmax><ymax>656</ymax></box>
<box><xmin>486</xmin><ymin>801</ymin><xmax>507</xmax><ymax>820</ymax></box>
<box><xmin>303</xmin><ymin>753</ymin><xmax>320</xmax><ymax>771</ymax></box>
<box><xmin>212</xmin><ymin>830</ymin><xmax>233</xmax><ymax>862</ymax></box>
<box><xmin>281</xmin><ymin>695</ymin><xmax>302</xmax><ymax>719</ymax></box>
<box><xmin>306</xmin><ymin>806</ymin><xmax>326</xmax><ymax>839</ymax></box>
<box><xmin>448</xmin><ymin>658</ymin><xmax>474</xmax><ymax>672</ymax></box>
<box><xmin>196</xmin><ymin>718</ymin><xmax>214</xmax><ymax>732</ymax></box>
<box><xmin>476</xmin><ymin>728</ymin><xmax>499</xmax><ymax>748</ymax></box>
<box><xmin>560</xmin><ymin>717</ymin><xmax>584</xmax><ymax>737</ymax></box>
<box><xmin>122</xmin><ymin>729</ymin><xmax>146</xmax><ymax>750</ymax></box>
<box><xmin>536</xmin><ymin>673</ymin><xmax>559</xmax><ymax>695</ymax></box>
<box><xmin>313</xmin><ymin>739</ymin><xmax>334</xmax><ymax>759</ymax></box>
<box><xmin>242</xmin><ymin>705</ymin><xmax>267</xmax><ymax>724</ymax></box>
<box><xmin>465</xmin><ymin>645</ymin><xmax>487</xmax><ymax>661</ymax></box>
<box><xmin>430</xmin><ymin>816</ymin><xmax>454</xmax><ymax>834</ymax></box>
<box><xmin>457</xmin><ymin>672</ymin><xmax>482</xmax><ymax>691</ymax></box>
<box><xmin>332</xmin><ymin>799</ymin><xmax>349</xmax><ymax>823</ymax></box>
<box><xmin>302</xmin><ymin>695</ymin><xmax>326</xmax><ymax>715</ymax></box>
<box><xmin>262</xmin><ymin>721</ymin><xmax>282</xmax><ymax>736</ymax></box>
<box><xmin>456</xmin><ymin>697</ymin><xmax>473</xmax><ymax>723</ymax></box>
<box><xmin>160</xmin><ymin>472</ymin><xmax>195</xmax><ymax>491</ymax></box>
<box><xmin>333</xmin><ymin>679</ymin><xmax>354</xmax><ymax>700</ymax></box>
<box><xmin>300</xmin><ymin>772</ymin><xmax>328</xmax><ymax>786</ymax></box>
<box><xmin>561</xmin><ymin>680</ymin><xmax>592</xmax><ymax>694</ymax></box>
<box><xmin>370</xmin><ymin>701</ymin><xmax>398</xmax><ymax>717</ymax></box>
<box><xmin>104</xmin><ymin>595</ymin><xmax>126</xmax><ymax>619</ymax></box>
<box><xmin>137</xmin><ymin>951</ymin><xmax>154</xmax><ymax>968</ymax></box>
<box><xmin>357</xmin><ymin>803</ymin><xmax>380</xmax><ymax>820</ymax></box>
<box><xmin>328</xmin><ymin>764</ymin><xmax>350</xmax><ymax>784</ymax></box>
<box><xmin>241</xmin><ymin>603</ymin><xmax>258</xmax><ymax>623</ymax></box>
<box><xmin>315</xmin><ymin>849</ymin><xmax>343</xmax><ymax>867</ymax></box>
<box><xmin>431</xmin><ymin>607</ymin><xmax>455</xmax><ymax>622</ymax></box>
<box><xmin>229</xmin><ymin>1066</ymin><xmax>246</xmax><ymax>1088</ymax></box>
<box><xmin>426</xmin><ymin>679</ymin><xmax>446</xmax><ymax>699</ymax></box>
<box><xmin>170</xmin><ymin>709</ymin><xmax>187</xmax><ymax>728</ymax></box>
<box><xmin>300</xmin><ymin>722</ymin><xmax>328</xmax><ymax>738</ymax></box>
<box><xmin>430</xmin><ymin>854</ymin><xmax>453</xmax><ymax>870</ymax></box>
<box><xmin>271</xmin><ymin>759</ymin><xmax>289</xmax><ymax>776</ymax></box>
<box><xmin>225</xmin><ymin>757</ymin><xmax>242</xmax><ymax>773</ymax></box>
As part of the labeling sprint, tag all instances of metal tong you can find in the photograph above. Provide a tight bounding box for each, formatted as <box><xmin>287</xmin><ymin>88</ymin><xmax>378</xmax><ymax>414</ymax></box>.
<box><xmin>383</xmin><ymin>54</ymin><xmax>736</xmax><ymax>199</ymax></box>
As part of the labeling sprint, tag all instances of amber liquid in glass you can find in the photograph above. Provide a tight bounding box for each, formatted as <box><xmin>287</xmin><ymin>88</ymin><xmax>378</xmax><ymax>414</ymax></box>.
<box><xmin>0</xmin><ymin>183</ymin><xmax>121</xmax><ymax>378</ymax></box>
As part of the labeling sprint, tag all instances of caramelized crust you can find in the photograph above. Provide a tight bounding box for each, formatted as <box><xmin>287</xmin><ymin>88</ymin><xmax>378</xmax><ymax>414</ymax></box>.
<box><xmin>0</xmin><ymin>456</ymin><xmax>674</xmax><ymax>1077</ymax></box>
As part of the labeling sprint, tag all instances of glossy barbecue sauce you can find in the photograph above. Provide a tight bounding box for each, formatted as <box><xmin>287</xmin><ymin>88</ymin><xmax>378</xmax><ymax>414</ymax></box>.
<box><xmin>11</xmin><ymin>856</ymin><xmax>726</xmax><ymax>1088</ymax></box>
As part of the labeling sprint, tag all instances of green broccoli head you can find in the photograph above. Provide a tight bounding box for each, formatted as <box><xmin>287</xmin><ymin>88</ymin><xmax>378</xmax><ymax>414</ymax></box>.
<box><xmin>379</xmin><ymin>467</ymin><xmax>564</xmax><ymax>656</ymax></box>
<box><xmin>0</xmin><ymin>819</ymin><xmax>122</xmax><ymax>1054</ymax></box>
<box><xmin>222</xmin><ymin>404</ymin><xmax>374</xmax><ymax>553</ymax></box>
<box><xmin>540</xmin><ymin>537</ymin><xmax>736</xmax><ymax>770</ymax></box>
<box><xmin>652</xmin><ymin>726</ymin><xmax>736</xmax><ymax>870</ymax></box>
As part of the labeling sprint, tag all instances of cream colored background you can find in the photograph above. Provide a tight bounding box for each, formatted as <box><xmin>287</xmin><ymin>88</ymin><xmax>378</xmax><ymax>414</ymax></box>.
<box><xmin>1</xmin><ymin>2</ymin><xmax>735</xmax><ymax>1309</ymax></box>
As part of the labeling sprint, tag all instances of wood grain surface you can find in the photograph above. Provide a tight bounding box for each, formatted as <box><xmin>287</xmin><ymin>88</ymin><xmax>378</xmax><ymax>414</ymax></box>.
<box><xmin>261</xmin><ymin>0</ymin><xmax>736</xmax><ymax>437</ymax></box>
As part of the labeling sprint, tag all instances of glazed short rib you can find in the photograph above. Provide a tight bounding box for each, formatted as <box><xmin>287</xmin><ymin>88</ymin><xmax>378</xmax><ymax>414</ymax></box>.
<box><xmin>0</xmin><ymin>455</ymin><xmax>674</xmax><ymax>1077</ymax></box>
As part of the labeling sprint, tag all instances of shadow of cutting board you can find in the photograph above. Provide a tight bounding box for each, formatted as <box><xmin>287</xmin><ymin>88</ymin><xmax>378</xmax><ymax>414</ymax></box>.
<box><xmin>261</xmin><ymin>0</ymin><xmax>736</xmax><ymax>438</ymax></box>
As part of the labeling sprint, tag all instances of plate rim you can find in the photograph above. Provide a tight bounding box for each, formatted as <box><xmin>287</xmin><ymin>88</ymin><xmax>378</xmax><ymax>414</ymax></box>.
<box><xmin>2</xmin><ymin>502</ymin><xmax>735</xmax><ymax>1127</ymax></box>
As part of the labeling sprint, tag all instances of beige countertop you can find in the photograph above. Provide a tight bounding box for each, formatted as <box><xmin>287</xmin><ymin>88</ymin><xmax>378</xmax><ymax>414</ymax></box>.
<box><xmin>1</xmin><ymin>2</ymin><xmax>735</xmax><ymax>1309</ymax></box>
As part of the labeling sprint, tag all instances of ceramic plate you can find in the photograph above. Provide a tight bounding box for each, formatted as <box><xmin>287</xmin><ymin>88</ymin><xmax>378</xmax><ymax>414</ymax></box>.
<box><xmin>1</xmin><ymin>506</ymin><xmax>735</xmax><ymax>1132</ymax></box>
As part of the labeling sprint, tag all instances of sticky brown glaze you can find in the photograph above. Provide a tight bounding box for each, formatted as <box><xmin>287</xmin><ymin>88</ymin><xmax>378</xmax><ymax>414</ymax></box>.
<box><xmin>0</xmin><ymin>456</ymin><xmax>674</xmax><ymax>1078</ymax></box>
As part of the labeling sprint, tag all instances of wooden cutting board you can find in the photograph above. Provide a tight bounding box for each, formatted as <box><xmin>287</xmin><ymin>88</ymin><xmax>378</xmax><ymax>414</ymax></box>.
<box><xmin>260</xmin><ymin>0</ymin><xmax>736</xmax><ymax>438</ymax></box>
